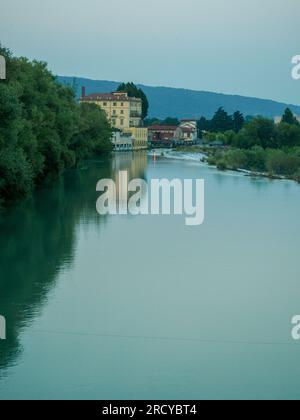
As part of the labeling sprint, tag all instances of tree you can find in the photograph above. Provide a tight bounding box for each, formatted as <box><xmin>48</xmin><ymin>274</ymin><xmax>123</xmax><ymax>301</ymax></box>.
<box><xmin>70</xmin><ymin>103</ymin><xmax>113</xmax><ymax>161</ymax></box>
<box><xmin>224</xmin><ymin>149</ymin><xmax>248</xmax><ymax>170</ymax></box>
<box><xmin>117</xmin><ymin>82</ymin><xmax>149</xmax><ymax>119</ymax></box>
<box><xmin>0</xmin><ymin>43</ymin><xmax>113</xmax><ymax>208</ymax></box>
<box><xmin>144</xmin><ymin>117</ymin><xmax>179</xmax><ymax>127</ymax></box>
<box><xmin>282</xmin><ymin>108</ymin><xmax>299</xmax><ymax>126</ymax></box>
<box><xmin>233</xmin><ymin>117</ymin><xmax>277</xmax><ymax>149</ymax></box>
<box><xmin>197</xmin><ymin>116</ymin><xmax>210</xmax><ymax>135</ymax></box>
<box><xmin>162</xmin><ymin>117</ymin><xmax>179</xmax><ymax>126</ymax></box>
<box><xmin>276</xmin><ymin>123</ymin><xmax>300</xmax><ymax>148</ymax></box>
<box><xmin>233</xmin><ymin>111</ymin><xmax>245</xmax><ymax>133</ymax></box>
<box><xmin>223</xmin><ymin>130</ymin><xmax>236</xmax><ymax>145</ymax></box>
<box><xmin>266</xmin><ymin>150</ymin><xmax>300</xmax><ymax>176</ymax></box>
<box><xmin>245</xmin><ymin>146</ymin><xmax>266</xmax><ymax>172</ymax></box>
<box><xmin>143</xmin><ymin>117</ymin><xmax>161</xmax><ymax>127</ymax></box>
<box><xmin>210</xmin><ymin>108</ymin><xmax>233</xmax><ymax>132</ymax></box>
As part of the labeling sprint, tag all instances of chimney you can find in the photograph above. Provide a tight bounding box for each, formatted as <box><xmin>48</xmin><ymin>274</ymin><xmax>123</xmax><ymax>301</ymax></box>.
<box><xmin>81</xmin><ymin>86</ymin><xmax>86</xmax><ymax>98</ymax></box>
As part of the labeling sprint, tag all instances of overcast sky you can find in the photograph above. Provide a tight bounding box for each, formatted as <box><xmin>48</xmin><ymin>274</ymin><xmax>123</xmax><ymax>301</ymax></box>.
<box><xmin>1</xmin><ymin>0</ymin><xmax>299</xmax><ymax>104</ymax></box>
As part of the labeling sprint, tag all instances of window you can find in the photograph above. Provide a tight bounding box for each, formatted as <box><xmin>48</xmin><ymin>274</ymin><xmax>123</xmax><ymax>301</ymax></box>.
<box><xmin>121</xmin><ymin>103</ymin><xmax>124</xmax><ymax>106</ymax></box>
<box><xmin>113</xmin><ymin>102</ymin><xmax>117</xmax><ymax>106</ymax></box>
<box><xmin>121</xmin><ymin>110</ymin><xmax>124</xmax><ymax>114</ymax></box>
<box><xmin>121</xmin><ymin>119</ymin><xmax>124</xmax><ymax>125</ymax></box>
<box><xmin>103</xmin><ymin>102</ymin><xmax>107</xmax><ymax>106</ymax></box>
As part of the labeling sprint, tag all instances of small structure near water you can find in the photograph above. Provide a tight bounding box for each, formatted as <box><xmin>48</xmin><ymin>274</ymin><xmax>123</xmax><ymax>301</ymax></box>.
<box><xmin>112</xmin><ymin>131</ymin><xmax>133</xmax><ymax>151</ymax></box>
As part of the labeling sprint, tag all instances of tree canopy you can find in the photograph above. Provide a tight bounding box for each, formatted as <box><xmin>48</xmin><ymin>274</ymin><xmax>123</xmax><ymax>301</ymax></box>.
<box><xmin>204</xmin><ymin>107</ymin><xmax>300</xmax><ymax>181</ymax></box>
<box><xmin>144</xmin><ymin>117</ymin><xmax>180</xmax><ymax>127</ymax></box>
<box><xmin>197</xmin><ymin>109</ymin><xmax>245</xmax><ymax>135</ymax></box>
<box><xmin>282</xmin><ymin>108</ymin><xmax>300</xmax><ymax>126</ymax></box>
<box><xmin>0</xmin><ymin>44</ymin><xmax>113</xmax><ymax>208</ymax></box>
<box><xmin>117</xmin><ymin>82</ymin><xmax>149</xmax><ymax>119</ymax></box>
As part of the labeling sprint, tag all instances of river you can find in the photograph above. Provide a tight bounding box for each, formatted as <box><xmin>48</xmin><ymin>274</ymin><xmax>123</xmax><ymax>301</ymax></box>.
<box><xmin>0</xmin><ymin>151</ymin><xmax>300</xmax><ymax>400</ymax></box>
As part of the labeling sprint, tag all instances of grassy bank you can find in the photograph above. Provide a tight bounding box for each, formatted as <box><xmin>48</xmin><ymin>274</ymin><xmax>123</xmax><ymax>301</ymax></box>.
<box><xmin>204</xmin><ymin>146</ymin><xmax>300</xmax><ymax>182</ymax></box>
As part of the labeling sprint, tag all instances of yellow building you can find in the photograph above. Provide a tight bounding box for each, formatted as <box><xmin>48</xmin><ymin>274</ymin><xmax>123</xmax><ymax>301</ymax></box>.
<box><xmin>81</xmin><ymin>89</ymin><xmax>142</xmax><ymax>130</ymax></box>
<box><xmin>81</xmin><ymin>87</ymin><xmax>148</xmax><ymax>150</ymax></box>
<box><xmin>123</xmin><ymin>127</ymin><xmax>148</xmax><ymax>150</ymax></box>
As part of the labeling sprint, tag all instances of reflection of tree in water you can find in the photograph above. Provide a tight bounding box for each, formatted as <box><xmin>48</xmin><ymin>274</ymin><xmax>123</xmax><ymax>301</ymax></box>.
<box><xmin>0</xmin><ymin>157</ymin><xmax>115</xmax><ymax>375</ymax></box>
<box><xmin>0</xmin><ymin>152</ymin><xmax>148</xmax><ymax>376</ymax></box>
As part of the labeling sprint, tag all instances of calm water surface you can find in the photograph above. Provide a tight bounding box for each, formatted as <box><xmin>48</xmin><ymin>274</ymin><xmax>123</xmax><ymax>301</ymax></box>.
<box><xmin>0</xmin><ymin>151</ymin><xmax>300</xmax><ymax>400</ymax></box>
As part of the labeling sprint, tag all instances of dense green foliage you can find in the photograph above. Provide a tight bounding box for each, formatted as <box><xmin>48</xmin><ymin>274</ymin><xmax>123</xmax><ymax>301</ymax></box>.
<box><xmin>198</xmin><ymin>108</ymin><xmax>245</xmax><ymax>134</ymax></box>
<box><xmin>0</xmin><ymin>44</ymin><xmax>113</xmax><ymax>208</ymax></box>
<box><xmin>117</xmin><ymin>82</ymin><xmax>149</xmax><ymax>119</ymax></box>
<box><xmin>282</xmin><ymin>108</ymin><xmax>300</xmax><ymax>126</ymax></box>
<box><xmin>200</xmin><ymin>108</ymin><xmax>300</xmax><ymax>149</ymax></box>
<box><xmin>207</xmin><ymin>146</ymin><xmax>300</xmax><ymax>180</ymax></box>
<box><xmin>203</xmin><ymin>108</ymin><xmax>300</xmax><ymax>181</ymax></box>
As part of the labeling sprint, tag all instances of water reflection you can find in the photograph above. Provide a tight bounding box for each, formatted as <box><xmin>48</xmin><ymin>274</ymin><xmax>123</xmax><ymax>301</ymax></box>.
<box><xmin>0</xmin><ymin>152</ymin><xmax>147</xmax><ymax>375</ymax></box>
<box><xmin>1</xmin><ymin>151</ymin><xmax>300</xmax><ymax>399</ymax></box>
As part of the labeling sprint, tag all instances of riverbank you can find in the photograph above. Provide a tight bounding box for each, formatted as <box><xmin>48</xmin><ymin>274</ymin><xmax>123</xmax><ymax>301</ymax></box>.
<box><xmin>170</xmin><ymin>146</ymin><xmax>300</xmax><ymax>183</ymax></box>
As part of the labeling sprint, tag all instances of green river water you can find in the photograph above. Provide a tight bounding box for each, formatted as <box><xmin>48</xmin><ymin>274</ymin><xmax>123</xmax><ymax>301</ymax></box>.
<box><xmin>0</xmin><ymin>151</ymin><xmax>300</xmax><ymax>400</ymax></box>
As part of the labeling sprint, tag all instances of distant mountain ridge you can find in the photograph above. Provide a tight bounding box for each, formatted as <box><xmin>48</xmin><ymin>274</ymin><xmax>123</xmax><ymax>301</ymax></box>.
<box><xmin>58</xmin><ymin>76</ymin><xmax>300</xmax><ymax>119</ymax></box>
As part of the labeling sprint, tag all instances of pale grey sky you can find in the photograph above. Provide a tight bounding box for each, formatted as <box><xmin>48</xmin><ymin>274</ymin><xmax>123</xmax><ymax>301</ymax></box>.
<box><xmin>1</xmin><ymin>0</ymin><xmax>300</xmax><ymax>104</ymax></box>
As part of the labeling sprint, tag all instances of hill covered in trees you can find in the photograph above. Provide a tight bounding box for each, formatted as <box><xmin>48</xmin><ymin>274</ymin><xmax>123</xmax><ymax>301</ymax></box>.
<box><xmin>58</xmin><ymin>76</ymin><xmax>300</xmax><ymax>120</ymax></box>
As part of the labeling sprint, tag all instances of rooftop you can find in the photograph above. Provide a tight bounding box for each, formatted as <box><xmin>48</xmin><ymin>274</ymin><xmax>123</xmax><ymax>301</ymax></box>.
<box><xmin>82</xmin><ymin>93</ymin><xmax>129</xmax><ymax>101</ymax></box>
<box><xmin>148</xmin><ymin>125</ymin><xmax>179</xmax><ymax>131</ymax></box>
<box><xmin>181</xmin><ymin>127</ymin><xmax>195</xmax><ymax>132</ymax></box>
<box><xmin>82</xmin><ymin>91</ymin><xmax>142</xmax><ymax>102</ymax></box>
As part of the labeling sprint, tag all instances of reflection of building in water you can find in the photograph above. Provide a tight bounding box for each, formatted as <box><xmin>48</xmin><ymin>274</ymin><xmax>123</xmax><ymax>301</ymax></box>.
<box><xmin>112</xmin><ymin>151</ymin><xmax>147</xmax><ymax>181</ymax></box>
<box><xmin>110</xmin><ymin>152</ymin><xmax>148</xmax><ymax>207</ymax></box>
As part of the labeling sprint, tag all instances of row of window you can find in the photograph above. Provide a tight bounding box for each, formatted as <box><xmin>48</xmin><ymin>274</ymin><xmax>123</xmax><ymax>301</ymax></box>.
<box><xmin>111</xmin><ymin>119</ymin><xmax>141</xmax><ymax>127</ymax></box>
<box><xmin>102</xmin><ymin>102</ymin><xmax>125</xmax><ymax>107</ymax></box>
<box><xmin>112</xmin><ymin>119</ymin><xmax>125</xmax><ymax>126</ymax></box>
<box><xmin>112</xmin><ymin>110</ymin><xmax>125</xmax><ymax>115</ymax></box>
